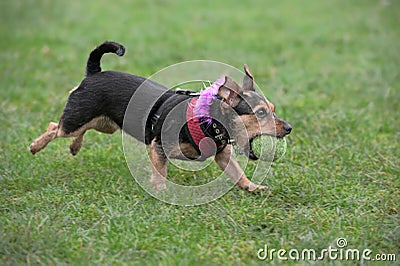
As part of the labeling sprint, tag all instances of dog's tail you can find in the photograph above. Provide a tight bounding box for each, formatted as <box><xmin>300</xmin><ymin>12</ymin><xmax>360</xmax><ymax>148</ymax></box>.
<box><xmin>85</xmin><ymin>41</ymin><xmax>125</xmax><ymax>77</ymax></box>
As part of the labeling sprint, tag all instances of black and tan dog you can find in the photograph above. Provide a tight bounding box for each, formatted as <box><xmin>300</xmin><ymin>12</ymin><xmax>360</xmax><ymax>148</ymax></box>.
<box><xmin>30</xmin><ymin>41</ymin><xmax>292</xmax><ymax>192</ymax></box>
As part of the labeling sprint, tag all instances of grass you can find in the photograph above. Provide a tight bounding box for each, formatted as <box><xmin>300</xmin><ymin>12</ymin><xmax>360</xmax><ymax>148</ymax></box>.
<box><xmin>1</xmin><ymin>0</ymin><xmax>399</xmax><ymax>264</ymax></box>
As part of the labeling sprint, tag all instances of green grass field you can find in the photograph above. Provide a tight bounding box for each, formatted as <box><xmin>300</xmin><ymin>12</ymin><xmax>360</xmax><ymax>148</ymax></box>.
<box><xmin>1</xmin><ymin>0</ymin><xmax>399</xmax><ymax>265</ymax></box>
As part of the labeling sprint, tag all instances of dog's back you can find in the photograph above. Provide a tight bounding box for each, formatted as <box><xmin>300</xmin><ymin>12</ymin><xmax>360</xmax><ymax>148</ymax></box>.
<box><xmin>61</xmin><ymin>42</ymin><xmax>171</xmax><ymax>139</ymax></box>
<box><xmin>62</xmin><ymin>71</ymin><xmax>147</xmax><ymax>134</ymax></box>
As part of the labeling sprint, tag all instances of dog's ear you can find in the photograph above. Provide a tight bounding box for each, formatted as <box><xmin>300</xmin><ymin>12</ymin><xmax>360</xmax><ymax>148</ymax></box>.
<box><xmin>218</xmin><ymin>76</ymin><xmax>242</xmax><ymax>107</ymax></box>
<box><xmin>242</xmin><ymin>64</ymin><xmax>255</xmax><ymax>91</ymax></box>
<box><xmin>269</xmin><ymin>102</ymin><xmax>275</xmax><ymax>112</ymax></box>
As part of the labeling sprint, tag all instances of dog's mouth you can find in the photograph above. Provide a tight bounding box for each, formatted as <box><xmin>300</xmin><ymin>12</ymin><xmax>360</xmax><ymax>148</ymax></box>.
<box><xmin>248</xmin><ymin>137</ymin><xmax>259</xmax><ymax>160</ymax></box>
<box><xmin>233</xmin><ymin>134</ymin><xmax>283</xmax><ymax>160</ymax></box>
<box><xmin>247</xmin><ymin>134</ymin><xmax>283</xmax><ymax>160</ymax></box>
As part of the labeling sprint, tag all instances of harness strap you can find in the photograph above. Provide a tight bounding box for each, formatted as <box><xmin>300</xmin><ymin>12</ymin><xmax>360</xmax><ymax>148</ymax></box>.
<box><xmin>149</xmin><ymin>91</ymin><xmax>229</xmax><ymax>159</ymax></box>
<box><xmin>186</xmin><ymin>98</ymin><xmax>228</xmax><ymax>158</ymax></box>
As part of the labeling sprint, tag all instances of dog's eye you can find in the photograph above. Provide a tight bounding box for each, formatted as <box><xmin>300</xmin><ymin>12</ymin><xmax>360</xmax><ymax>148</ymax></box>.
<box><xmin>255</xmin><ymin>108</ymin><xmax>267</xmax><ymax>118</ymax></box>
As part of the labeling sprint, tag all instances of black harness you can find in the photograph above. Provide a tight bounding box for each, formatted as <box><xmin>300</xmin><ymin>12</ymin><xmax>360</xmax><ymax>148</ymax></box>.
<box><xmin>150</xmin><ymin>90</ymin><xmax>230</xmax><ymax>159</ymax></box>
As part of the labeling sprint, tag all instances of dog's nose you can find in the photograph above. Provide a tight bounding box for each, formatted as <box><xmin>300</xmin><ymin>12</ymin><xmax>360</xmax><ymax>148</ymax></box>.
<box><xmin>283</xmin><ymin>124</ymin><xmax>292</xmax><ymax>134</ymax></box>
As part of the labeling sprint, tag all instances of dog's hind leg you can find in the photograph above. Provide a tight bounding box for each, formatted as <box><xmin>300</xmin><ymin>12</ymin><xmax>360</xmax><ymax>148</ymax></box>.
<box><xmin>68</xmin><ymin>116</ymin><xmax>119</xmax><ymax>155</ymax></box>
<box><xmin>70</xmin><ymin>133</ymin><xmax>85</xmax><ymax>156</ymax></box>
<box><xmin>30</xmin><ymin>122</ymin><xmax>60</xmax><ymax>155</ymax></box>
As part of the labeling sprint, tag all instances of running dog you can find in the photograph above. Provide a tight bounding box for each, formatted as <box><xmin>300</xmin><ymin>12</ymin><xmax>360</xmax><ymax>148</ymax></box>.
<box><xmin>30</xmin><ymin>41</ymin><xmax>292</xmax><ymax>192</ymax></box>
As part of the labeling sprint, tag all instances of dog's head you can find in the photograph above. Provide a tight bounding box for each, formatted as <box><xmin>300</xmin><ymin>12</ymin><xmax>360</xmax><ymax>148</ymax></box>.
<box><xmin>218</xmin><ymin>65</ymin><xmax>292</xmax><ymax>160</ymax></box>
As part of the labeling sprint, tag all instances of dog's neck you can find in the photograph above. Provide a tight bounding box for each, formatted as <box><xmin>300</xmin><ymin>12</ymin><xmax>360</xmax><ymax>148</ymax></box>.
<box><xmin>192</xmin><ymin>77</ymin><xmax>238</xmax><ymax>143</ymax></box>
<box><xmin>193</xmin><ymin>77</ymin><xmax>225</xmax><ymax>125</ymax></box>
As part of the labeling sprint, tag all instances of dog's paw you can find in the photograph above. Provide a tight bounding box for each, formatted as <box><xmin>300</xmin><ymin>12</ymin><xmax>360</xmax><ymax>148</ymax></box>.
<box><xmin>245</xmin><ymin>183</ymin><xmax>270</xmax><ymax>193</ymax></box>
<box><xmin>150</xmin><ymin>177</ymin><xmax>167</xmax><ymax>192</ymax></box>
<box><xmin>69</xmin><ymin>144</ymin><xmax>81</xmax><ymax>156</ymax></box>
<box><xmin>29</xmin><ymin>142</ymin><xmax>38</xmax><ymax>155</ymax></box>
<box><xmin>153</xmin><ymin>182</ymin><xmax>167</xmax><ymax>192</ymax></box>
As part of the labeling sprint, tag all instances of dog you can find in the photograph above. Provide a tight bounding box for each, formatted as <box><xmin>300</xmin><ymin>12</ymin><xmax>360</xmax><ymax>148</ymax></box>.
<box><xmin>30</xmin><ymin>41</ymin><xmax>292</xmax><ymax>192</ymax></box>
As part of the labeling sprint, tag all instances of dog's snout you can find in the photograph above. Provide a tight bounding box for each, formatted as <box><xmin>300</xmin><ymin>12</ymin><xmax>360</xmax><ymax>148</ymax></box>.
<box><xmin>283</xmin><ymin>123</ymin><xmax>292</xmax><ymax>134</ymax></box>
<box><xmin>274</xmin><ymin>117</ymin><xmax>292</xmax><ymax>137</ymax></box>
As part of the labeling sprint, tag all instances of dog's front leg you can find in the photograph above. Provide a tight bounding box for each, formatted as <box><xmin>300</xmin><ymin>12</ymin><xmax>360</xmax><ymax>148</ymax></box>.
<box><xmin>149</xmin><ymin>140</ymin><xmax>168</xmax><ymax>191</ymax></box>
<box><xmin>215</xmin><ymin>145</ymin><xmax>268</xmax><ymax>192</ymax></box>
